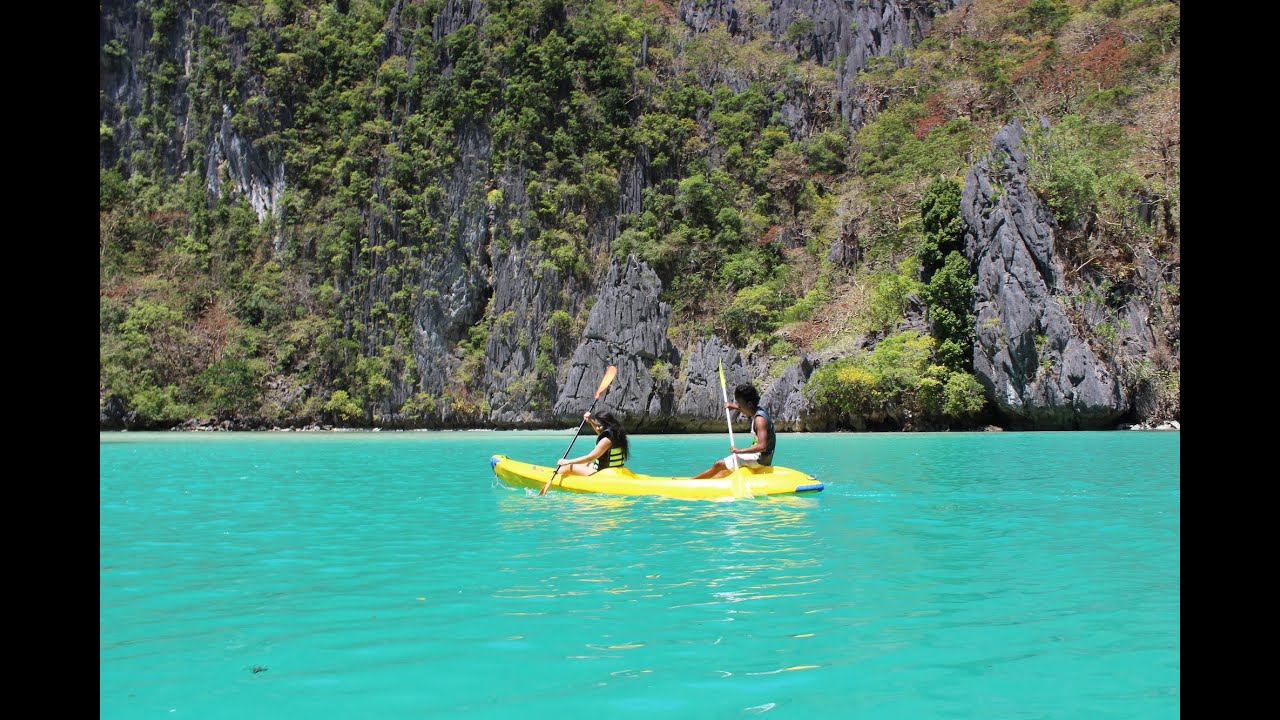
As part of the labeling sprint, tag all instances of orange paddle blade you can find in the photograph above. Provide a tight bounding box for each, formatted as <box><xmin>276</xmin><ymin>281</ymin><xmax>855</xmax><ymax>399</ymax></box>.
<box><xmin>595</xmin><ymin>365</ymin><xmax>618</xmax><ymax>398</ymax></box>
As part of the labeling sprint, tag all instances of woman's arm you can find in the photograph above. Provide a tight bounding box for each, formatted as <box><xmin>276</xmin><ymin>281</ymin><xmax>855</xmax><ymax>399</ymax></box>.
<box><xmin>558</xmin><ymin>437</ymin><xmax>612</xmax><ymax>467</ymax></box>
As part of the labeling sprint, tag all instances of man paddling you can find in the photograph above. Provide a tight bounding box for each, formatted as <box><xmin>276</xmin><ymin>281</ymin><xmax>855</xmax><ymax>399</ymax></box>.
<box><xmin>691</xmin><ymin>383</ymin><xmax>775</xmax><ymax>479</ymax></box>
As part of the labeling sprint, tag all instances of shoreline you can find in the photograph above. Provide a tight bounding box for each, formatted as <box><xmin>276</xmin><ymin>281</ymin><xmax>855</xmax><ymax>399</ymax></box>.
<box><xmin>98</xmin><ymin>420</ymin><xmax>1181</xmax><ymax>433</ymax></box>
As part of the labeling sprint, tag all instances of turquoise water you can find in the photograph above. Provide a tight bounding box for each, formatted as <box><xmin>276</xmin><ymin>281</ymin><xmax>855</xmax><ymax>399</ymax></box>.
<box><xmin>101</xmin><ymin>430</ymin><xmax>1179</xmax><ymax>718</ymax></box>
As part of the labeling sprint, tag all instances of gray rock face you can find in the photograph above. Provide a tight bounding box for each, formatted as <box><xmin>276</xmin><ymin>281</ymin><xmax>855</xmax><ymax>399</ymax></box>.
<box><xmin>961</xmin><ymin>120</ymin><xmax>1128</xmax><ymax>429</ymax></box>
<box><xmin>100</xmin><ymin>395</ymin><xmax>136</xmax><ymax>430</ymax></box>
<box><xmin>432</xmin><ymin>0</ymin><xmax>486</xmax><ymax>39</ymax></box>
<box><xmin>102</xmin><ymin>1</ymin><xmax>286</xmax><ymax>246</ymax></box>
<box><xmin>102</xmin><ymin>3</ymin><xmax>262</xmax><ymax>180</ymax></box>
<box><xmin>207</xmin><ymin>108</ymin><xmax>287</xmax><ymax>245</ymax></box>
<box><xmin>482</xmin><ymin>169</ymin><xmax>620</xmax><ymax>427</ymax></box>
<box><xmin>554</xmin><ymin>267</ymin><xmax>824</xmax><ymax>432</ymax></box>
<box><xmin>759</xmin><ymin>355</ymin><xmax>817</xmax><ymax>429</ymax></box>
<box><xmin>677</xmin><ymin>0</ymin><xmax>959</xmax><ymax>130</ymax></box>
<box><xmin>553</xmin><ymin>255</ymin><xmax>681</xmax><ymax>429</ymax></box>
<box><xmin>680</xmin><ymin>0</ymin><xmax>740</xmax><ymax>34</ymax></box>
<box><xmin>100</xmin><ymin>0</ymin><xmax>193</xmax><ymax>175</ymax></box>
<box><xmin>674</xmin><ymin>337</ymin><xmax>750</xmax><ymax>431</ymax></box>
<box><xmin>671</xmin><ymin>340</ymin><xmax>818</xmax><ymax>432</ymax></box>
<box><xmin>401</xmin><ymin>125</ymin><xmax>495</xmax><ymax>423</ymax></box>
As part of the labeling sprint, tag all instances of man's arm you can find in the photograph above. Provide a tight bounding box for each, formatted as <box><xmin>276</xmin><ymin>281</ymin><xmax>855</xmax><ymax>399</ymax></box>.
<box><xmin>733</xmin><ymin>415</ymin><xmax>769</xmax><ymax>454</ymax></box>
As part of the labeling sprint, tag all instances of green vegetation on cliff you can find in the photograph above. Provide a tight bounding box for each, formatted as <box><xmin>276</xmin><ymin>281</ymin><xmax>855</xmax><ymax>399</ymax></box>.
<box><xmin>100</xmin><ymin>0</ymin><xmax>1179</xmax><ymax>429</ymax></box>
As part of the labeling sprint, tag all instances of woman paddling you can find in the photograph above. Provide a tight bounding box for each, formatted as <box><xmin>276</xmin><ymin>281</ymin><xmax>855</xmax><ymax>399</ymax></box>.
<box><xmin>555</xmin><ymin>411</ymin><xmax>630</xmax><ymax>476</ymax></box>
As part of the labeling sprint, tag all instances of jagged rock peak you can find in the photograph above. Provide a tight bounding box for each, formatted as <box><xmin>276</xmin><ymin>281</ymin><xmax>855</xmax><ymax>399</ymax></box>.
<box><xmin>961</xmin><ymin>119</ymin><xmax>1128</xmax><ymax>429</ymax></box>
<box><xmin>554</xmin><ymin>255</ymin><xmax>680</xmax><ymax>428</ymax></box>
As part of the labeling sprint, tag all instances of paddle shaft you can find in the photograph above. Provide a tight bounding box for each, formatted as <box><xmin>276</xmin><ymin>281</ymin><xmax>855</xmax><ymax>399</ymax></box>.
<box><xmin>718</xmin><ymin>361</ymin><xmax>738</xmax><ymax>470</ymax></box>
<box><xmin>538</xmin><ymin>365</ymin><xmax>617</xmax><ymax>496</ymax></box>
<box><xmin>539</xmin><ymin>396</ymin><xmax>603</xmax><ymax>495</ymax></box>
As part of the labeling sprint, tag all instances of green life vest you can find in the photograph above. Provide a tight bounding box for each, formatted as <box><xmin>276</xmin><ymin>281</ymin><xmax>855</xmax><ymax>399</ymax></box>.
<box><xmin>596</xmin><ymin>430</ymin><xmax>625</xmax><ymax>469</ymax></box>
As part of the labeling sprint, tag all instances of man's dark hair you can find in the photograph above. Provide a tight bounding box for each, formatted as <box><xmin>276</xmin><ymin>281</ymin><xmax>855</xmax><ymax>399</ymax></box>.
<box><xmin>734</xmin><ymin>383</ymin><xmax>760</xmax><ymax>407</ymax></box>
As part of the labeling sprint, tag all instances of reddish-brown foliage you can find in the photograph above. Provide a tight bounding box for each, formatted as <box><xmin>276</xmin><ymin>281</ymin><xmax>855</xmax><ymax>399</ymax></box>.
<box><xmin>146</xmin><ymin>210</ymin><xmax>188</xmax><ymax>227</ymax></box>
<box><xmin>190</xmin><ymin>300</ymin><xmax>235</xmax><ymax>364</ymax></box>
<box><xmin>643</xmin><ymin>0</ymin><xmax>676</xmax><ymax>20</ymax></box>
<box><xmin>1076</xmin><ymin>35</ymin><xmax>1129</xmax><ymax>90</ymax></box>
<box><xmin>1011</xmin><ymin>47</ymin><xmax>1053</xmax><ymax>85</ymax></box>
<box><xmin>914</xmin><ymin>93</ymin><xmax>948</xmax><ymax>138</ymax></box>
<box><xmin>915</xmin><ymin>113</ymin><xmax>946</xmax><ymax>139</ymax></box>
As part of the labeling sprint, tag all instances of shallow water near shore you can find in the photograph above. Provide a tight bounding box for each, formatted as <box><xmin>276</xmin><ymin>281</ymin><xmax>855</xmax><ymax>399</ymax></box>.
<box><xmin>101</xmin><ymin>429</ymin><xmax>1179</xmax><ymax>718</ymax></box>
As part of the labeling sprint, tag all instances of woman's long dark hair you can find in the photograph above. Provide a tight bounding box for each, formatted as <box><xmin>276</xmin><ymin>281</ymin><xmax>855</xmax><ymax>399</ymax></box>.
<box><xmin>593</xmin><ymin>411</ymin><xmax>629</xmax><ymax>461</ymax></box>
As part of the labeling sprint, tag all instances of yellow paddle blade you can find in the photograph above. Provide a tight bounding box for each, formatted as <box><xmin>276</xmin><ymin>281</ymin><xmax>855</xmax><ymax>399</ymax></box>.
<box><xmin>596</xmin><ymin>365</ymin><xmax>618</xmax><ymax>399</ymax></box>
<box><xmin>718</xmin><ymin>358</ymin><xmax>727</xmax><ymax>393</ymax></box>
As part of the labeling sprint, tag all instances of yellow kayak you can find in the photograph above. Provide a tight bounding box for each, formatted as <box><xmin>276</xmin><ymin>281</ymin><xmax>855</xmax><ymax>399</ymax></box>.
<box><xmin>489</xmin><ymin>454</ymin><xmax>824</xmax><ymax>500</ymax></box>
